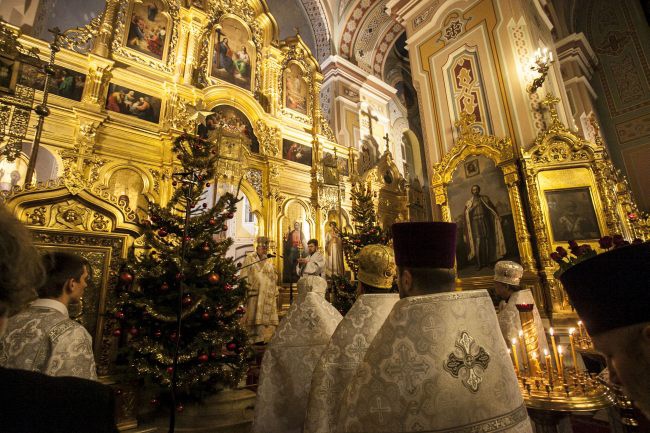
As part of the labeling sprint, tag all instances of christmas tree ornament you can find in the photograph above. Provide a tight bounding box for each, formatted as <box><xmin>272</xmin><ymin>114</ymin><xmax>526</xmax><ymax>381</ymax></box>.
<box><xmin>119</xmin><ymin>272</ymin><xmax>134</xmax><ymax>284</ymax></box>
<box><xmin>222</xmin><ymin>224</ymin><xmax>228</xmax><ymax>231</ymax></box>
<box><xmin>227</xmin><ymin>212</ymin><xmax>234</xmax><ymax>219</ymax></box>
<box><xmin>153</xmin><ymin>329</ymin><xmax>162</xmax><ymax>338</ymax></box>
<box><xmin>202</xmin><ymin>312</ymin><xmax>210</xmax><ymax>320</ymax></box>
<box><xmin>113</xmin><ymin>329</ymin><xmax>122</xmax><ymax>337</ymax></box>
<box><xmin>206</xmin><ymin>182</ymin><xmax>211</xmax><ymax>187</ymax></box>
<box><xmin>202</xmin><ymin>243</ymin><xmax>211</xmax><ymax>253</ymax></box>
<box><xmin>226</xmin><ymin>343</ymin><xmax>237</xmax><ymax>351</ymax></box>
<box><xmin>169</xmin><ymin>332</ymin><xmax>178</xmax><ymax>341</ymax></box>
<box><xmin>198</xmin><ymin>354</ymin><xmax>209</xmax><ymax>363</ymax></box>
<box><xmin>202</xmin><ymin>203</ymin><xmax>208</xmax><ymax>208</ymax></box>
<box><xmin>224</xmin><ymin>283</ymin><xmax>233</xmax><ymax>292</ymax></box>
<box><xmin>160</xmin><ymin>282</ymin><xmax>170</xmax><ymax>291</ymax></box>
<box><xmin>175</xmin><ymin>272</ymin><xmax>185</xmax><ymax>281</ymax></box>
<box><xmin>207</xmin><ymin>273</ymin><xmax>220</xmax><ymax>284</ymax></box>
<box><xmin>167</xmin><ymin>366</ymin><xmax>174</xmax><ymax>374</ymax></box>
<box><xmin>209</xmin><ymin>218</ymin><xmax>217</xmax><ymax>226</ymax></box>
<box><xmin>182</xmin><ymin>295</ymin><xmax>193</xmax><ymax>306</ymax></box>
<box><xmin>129</xmin><ymin>327</ymin><xmax>139</xmax><ymax>336</ymax></box>
<box><xmin>176</xmin><ymin>404</ymin><xmax>184</xmax><ymax>413</ymax></box>
<box><xmin>150</xmin><ymin>398</ymin><xmax>159</xmax><ymax>406</ymax></box>
<box><xmin>115</xmin><ymin>311</ymin><xmax>125</xmax><ymax>320</ymax></box>
<box><xmin>158</xmin><ymin>228</ymin><xmax>168</xmax><ymax>237</ymax></box>
<box><xmin>236</xmin><ymin>305</ymin><xmax>246</xmax><ymax>315</ymax></box>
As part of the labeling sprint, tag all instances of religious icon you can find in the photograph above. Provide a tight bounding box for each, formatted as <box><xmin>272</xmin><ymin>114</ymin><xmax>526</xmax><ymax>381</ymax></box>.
<box><xmin>19</xmin><ymin>63</ymin><xmax>86</xmax><ymax>101</ymax></box>
<box><xmin>210</xmin><ymin>18</ymin><xmax>254</xmax><ymax>91</ymax></box>
<box><xmin>447</xmin><ymin>155</ymin><xmax>520</xmax><ymax>278</ymax></box>
<box><xmin>464</xmin><ymin>159</ymin><xmax>480</xmax><ymax>178</ymax></box>
<box><xmin>282</xmin><ymin>139</ymin><xmax>312</xmax><ymax>166</ymax></box>
<box><xmin>284</xmin><ymin>63</ymin><xmax>309</xmax><ymax>114</ymax></box>
<box><xmin>105</xmin><ymin>83</ymin><xmax>162</xmax><ymax>123</ymax></box>
<box><xmin>125</xmin><ymin>0</ymin><xmax>170</xmax><ymax>61</ymax></box>
<box><xmin>545</xmin><ymin>188</ymin><xmax>601</xmax><ymax>242</ymax></box>
<box><xmin>325</xmin><ymin>221</ymin><xmax>344</xmax><ymax>277</ymax></box>
<box><xmin>283</xmin><ymin>220</ymin><xmax>308</xmax><ymax>283</ymax></box>
<box><xmin>197</xmin><ymin>105</ymin><xmax>259</xmax><ymax>153</ymax></box>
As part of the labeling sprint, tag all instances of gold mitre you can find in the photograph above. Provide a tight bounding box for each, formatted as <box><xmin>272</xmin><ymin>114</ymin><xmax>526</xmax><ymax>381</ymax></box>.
<box><xmin>494</xmin><ymin>260</ymin><xmax>524</xmax><ymax>286</ymax></box>
<box><xmin>357</xmin><ymin>244</ymin><xmax>396</xmax><ymax>289</ymax></box>
<box><xmin>255</xmin><ymin>236</ymin><xmax>270</xmax><ymax>247</ymax></box>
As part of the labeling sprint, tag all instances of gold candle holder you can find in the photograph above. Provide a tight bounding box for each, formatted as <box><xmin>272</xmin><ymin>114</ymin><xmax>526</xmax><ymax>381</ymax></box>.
<box><xmin>568</xmin><ymin>328</ymin><xmax>579</xmax><ymax>370</ymax></box>
<box><xmin>511</xmin><ymin>338</ymin><xmax>520</xmax><ymax>374</ymax></box>
<box><xmin>550</xmin><ymin>327</ymin><xmax>560</xmax><ymax>373</ymax></box>
<box><xmin>516</xmin><ymin>304</ymin><xmax>540</xmax><ymax>374</ymax></box>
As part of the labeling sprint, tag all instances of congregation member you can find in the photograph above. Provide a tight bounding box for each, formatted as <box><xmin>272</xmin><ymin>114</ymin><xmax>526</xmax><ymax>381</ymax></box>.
<box><xmin>296</xmin><ymin>238</ymin><xmax>327</xmax><ymax>294</ymax></box>
<box><xmin>252</xmin><ymin>265</ymin><xmax>342</xmax><ymax>433</ymax></box>
<box><xmin>1</xmin><ymin>251</ymin><xmax>97</xmax><ymax>380</ymax></box>
<box><xmin>0</xmin><ymin>206</ymin><xmax>117</xmax><ymax>433</ymax></box>
<box><xmin>240</xmin><ymin>237</ymin><xmax>279</xmax><ymax>343</ymax></box>
<box><xmin>337</xmin><ymin>222</ymin><xmax>532</xmax><ymax>433</ymax></box>
<box><xmin>560</xmin><ymin>241</ymin><xmax>650</xmax><ymax>419</ymax></box>
<box><xmin>304</xmin><ymin>244</ymin><xmax>399</xmax><ymax>433</ymax></box>
<box><xmin>494</xmin><ymin>260</ymin><xmax>549</xmax><ymax>361</ymax></box>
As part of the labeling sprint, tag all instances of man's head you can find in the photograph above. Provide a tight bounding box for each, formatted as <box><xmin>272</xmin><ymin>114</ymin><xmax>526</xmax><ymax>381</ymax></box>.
<box><xmin>356</xmin><ymin>244</ymin><xmax>396</xmax><ymax>296</ymax></box>
<box><xmin>256</xmin><ymin>237</ymin><xmax>269</xmax><ymax>256</ymax></box>
<box><xmin>38</xmin><ymin>252</ymin><xmax>90</xmax><ymax>306</ymax></box>
<box><xmin>307</xmin><ymin>239</ymin><xmax>318</xmax><ymax>255</ymax></box>
<box><xmin>293</xmin><ymin>221</ymin><xmax>300</xmax><ymax>230</ymax></box>
<box><xmin>471</xmin><ymin>184</ymin><xmax>481</xmax><ymax>196</ymax></box>
<box><xmin>392</xmin><ymin>222</ymin><xmax>457</xmax><ymax>298</ymax></box>
<box><xmin>560</xmin><ymin>242</ymin><xmax>650</xmax><ymax>417</ymax></box>
<box><xmin>493</xmin><ymin>261</ymin><xmax>524</xmax><ymax>300</ymax></box>
<box><xmin>0</xmin><ymin>206</ymin><xmax>44</xmax><ymax>335</ymax></box>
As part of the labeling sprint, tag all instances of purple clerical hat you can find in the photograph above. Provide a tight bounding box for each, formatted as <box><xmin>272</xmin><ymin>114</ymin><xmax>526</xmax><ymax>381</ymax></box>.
<box><xmin>391</xmin><ymin>222</ymin><xmax>457</xmax><ymax>268</ymax></box>
<box><xmin>559</xmin><ymin>242</ymin><xmax>650</xmax><ymax>336</ymax></box>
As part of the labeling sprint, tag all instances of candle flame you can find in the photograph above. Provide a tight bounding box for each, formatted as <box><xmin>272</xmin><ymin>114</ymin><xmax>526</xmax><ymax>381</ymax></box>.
<box><xmin>549</xmin><ymin>327</ymin><xmax>554</xmax><ymax>336</ymax></box>
<box><xmin>558</xmin><ymin>346</ymin><xmax>563</xmax><ymax>354</ymax></box>
<box><xmin>544</xmin><ymin>348</ymin><xmax>549</xmax><ymax>356</ymax></box>
<box><xmin>508</xmin><ymin>348</ymin><xmax>511</xmax><ymax>354</ymax></box>
<box><xmin>518</xmin><ymin>330</ymin><xmax>524</xmax><ymax>337</ymax></box>
<box><xmin>569</xmin><ymin>327</ymin><xmax>575</xmax><ymax>335</ymax></box>
<box><xmin>511</xmin><ymin>338</ymin><xmax>517</xmax><ymax>345</ymax></box>
<box><xmin>532</xmin><ymin>352</ymin><xmax>537</xmax><ymax>359</ymax></box>
<box><xmin>578</xmin><ymin>320</ymin><xmax>583</xmax><ymax>326</ymax></box>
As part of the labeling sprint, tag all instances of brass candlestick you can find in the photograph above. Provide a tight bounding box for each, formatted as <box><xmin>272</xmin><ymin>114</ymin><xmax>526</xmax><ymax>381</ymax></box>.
<box><xmin>516</xmin><ymin>304</ymin><xmax>541</xmax><ymax>376</ymax></box>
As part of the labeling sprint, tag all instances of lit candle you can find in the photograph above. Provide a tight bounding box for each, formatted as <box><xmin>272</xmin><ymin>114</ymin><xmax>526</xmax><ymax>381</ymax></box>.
<box><xmin>558</xmin><ymin>345</ymin><xmax>565</xmax><ymax>380</ymax></box>
<box><xmin>531</xmin><ymin>351</ymin><xmax>541</xmax><ymax>377</ymax></box>
<box><xmin>511</xmin><ymin>338</ymin><xmax>520</xmax><ymax>374</ymax></box>
<box><xmin>569</xmin><ymin>328</ymin><xmax>579</xmax><ymax>372</ymax></box>
<box><xmin>518</xmin><ymin>329</ymin><xmax>528</xmax><ymax>370</ymax></box>
<box><xmin>544</xmin><ymin>349</ymin><xmax>553</xmax><ymax>384</ymax></box>
<box><xmin>577</xmin><ymin>320</ymin><xmax>585</xmax><ymax>341</ymax></box>
<box><xmin>550</xmin><ymin>327</ymin><xmax>560</xmax><ymax>372</ymax></box>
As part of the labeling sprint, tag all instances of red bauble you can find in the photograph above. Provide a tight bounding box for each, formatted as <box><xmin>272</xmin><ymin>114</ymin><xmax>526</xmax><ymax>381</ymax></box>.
<box><xmin>175</xmin><ymin>273</ymin><xmax>185</xmax><ymax>281</ymax></box>
<box><xmin>153</xmin><ymin>329</ymin><xmax>162</xmax><ymax>338</ymax></box>
<box><xmin>202</xmin><ymin>312</ymin><xmax>210</xmax><ymax>320</ymax></box>
<box><xmin>150</xmin><ymin>398</ymin><xmax>159</xmax><ymax>406</ymax></box>
<box><xmin>119</xmin><ymin>272</ymin><xmax>134</xmax><ymax>284</ymax></box>
<box><xmin>226</xmin><ymin>343</ymin><xmax>237</xmax><ymax>351</ymax></box>
<box><xmin>206</xmin><ymin>182</ymin><xmax>211</xmax><ymax>187</ymax></box>
<box><xmin>222</xmin><ymin>224</ymin><xmax>228</xmax><ymax>231</ymax></box>
<box><xmin>115</xmin><ymin>311</ymin><xmax>125</xmax><ymax>320</ymax></box>
<box><xmin>210</xmin><ymin>351</ymin><xmax>218</xmax><ymax>359</ymax></box>
<box><xmin>202</xmin><ymin>243</ymin><xmax>211</xmax><ymax>253</ymax></box>
<box><xmin>182</xmin><ymin>295</ymin><xmax>193</xmax><ymax>306</ymax></box>
<box><xmin>160</xmin><ymin>282</ymin><xmax>170</xmax><ymax>291</ymax></box>
<box><xmin>198</xmin><ymin>354</ymin><xmax>209</xmax><ymax>363</ymax></box>
<box><xmin>113</xmin><ymin>329</ymin><xmax>122</xmax><ymax>337</ymax></box>
<box><xmin>236</xmin><ymin>305</ymin><xmax>246</xmax><ymax>315</ymax></box>
<box><xmin>209</xmin><ymin>218</ymin><xmax>217</xmax><ymax>226</ymax></box>
<box><xmin>202</xmin><ymin>203</ymin><xmax>208</xmax><ymax>208</ymax></box>
<box><xmin>157</xmin><ymin>228</ymin><xmax>168</xmax><ymax>237</ymax></box>
<box><xmin>169</xmin><ymin>332</ymin><xmax>178</xmax><ymax>341</ymax></box>
<box><xmin>129</xmin><ymin>327</ymin><xmax>139</xmax><ymax>336</ymax></box>
<box><xmin>172</xmin><ymin>181</ymin><xmax>178</xmax><ymax>187</ymax></box>
<box><xmin>227</xmin><ymin>212</ymin><xmax>234</xmax><ymax>219</ymax></box>
<box><xmin>166</xmin><ymin>366</ymin><xmax>174</xmax><ymax>374</ymax></box>
<box><xmin>224</xmin><ymin>283</ymin><xmax>233</xmax><ymax>292</ymax></box>
<box><xmin>176</xmin><ymin>404</ymin><xmax>184</xmax><ymax>413</ymax></box>
<box><xmin>183</xmin><ymin>236</ymin><xmax>191</xmax><ymax>242</ymax></box>
<box><xmin>207</xmin><ymin>273</ymin><xmax>220</xmax><ymax>284</ymax></box>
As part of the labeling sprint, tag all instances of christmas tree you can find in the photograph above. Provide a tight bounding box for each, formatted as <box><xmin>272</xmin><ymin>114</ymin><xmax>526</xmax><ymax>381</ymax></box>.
<box><xmin>110</xmin><ymin>133</ymin><xmax>249</xmax><ymax>411</ymax></box>
<box><xmin>333</xmin><ymin>182</ymin><xmax>391</xmax><ymax>313</ymax></box>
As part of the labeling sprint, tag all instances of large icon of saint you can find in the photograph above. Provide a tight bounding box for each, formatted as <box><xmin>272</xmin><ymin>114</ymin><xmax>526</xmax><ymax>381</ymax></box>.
<box><xmin>463</xmin><ymin>184</ymin><xmax>506</xmax><ymax>270</ymax></box>
<box><xmin>283</xmin><ymin>221</ymin><xmax>307</xmax><ymax>283</ymax></box>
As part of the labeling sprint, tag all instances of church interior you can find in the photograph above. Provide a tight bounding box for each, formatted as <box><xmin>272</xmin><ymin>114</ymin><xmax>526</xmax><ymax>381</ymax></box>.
<box><xmin>0</xmin><ymin>0</ymin><xmax>649</xmax><ymax>432</ymax></box>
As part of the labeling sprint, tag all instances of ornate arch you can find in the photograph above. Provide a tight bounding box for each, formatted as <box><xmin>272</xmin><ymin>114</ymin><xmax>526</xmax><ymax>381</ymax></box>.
<box><xmin>298</xmin><ymin>0</ymin><xmax>333</xmax><ymax>62</ymax></box>
<box><xmin>431</xmin><ymin>112</ymin><xmax>535</xmax><ymax>271</ymax></box>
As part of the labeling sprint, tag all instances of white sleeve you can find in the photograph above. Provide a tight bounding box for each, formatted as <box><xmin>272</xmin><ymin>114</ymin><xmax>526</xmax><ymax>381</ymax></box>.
<box><xmin>46</xmin><ymin>325</ymin><xmax>97</xmax><ymax>380</ymax></box>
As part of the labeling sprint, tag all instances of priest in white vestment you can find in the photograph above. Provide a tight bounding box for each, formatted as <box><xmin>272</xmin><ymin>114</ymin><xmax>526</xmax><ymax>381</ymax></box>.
<box><xmin>304</xmin><ymin>244</ymin><xmax>399</xmax><ymax>433</ymax></box>
<box><xmin>240</xmin><ymin>237</ymin><xmax>279</xmax><ymax>343</ymax></box>
<box><xmin>337</xmin><ymin>222</ymin><xmax>532</xmax><ymax>433</ymax></box>
<box><xmin>252</xmin><ymin>289</ymin><xmax>342</xmax><ymax>433</ymax></box>
<box><xmin>296</xmin><ymin>238</ymin><xmax>327</xmax><ymax>294</ymax></box>
<box><xmin>494</xmin><ymin>260</ymin><xmax>549</xmax><ymax>361</ymax></box>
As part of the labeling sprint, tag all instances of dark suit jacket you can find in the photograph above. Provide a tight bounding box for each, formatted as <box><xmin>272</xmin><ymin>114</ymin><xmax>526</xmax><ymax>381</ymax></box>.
<box><xmin>0</xmin><ymin>367</ymin><xmax>119</xmax><ymax>433</ymax></box>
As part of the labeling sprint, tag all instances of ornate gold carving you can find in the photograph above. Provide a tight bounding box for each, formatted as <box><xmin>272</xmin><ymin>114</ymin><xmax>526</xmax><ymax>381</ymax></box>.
<box><xmin>244</xmin><ymin>168</ymin><xmax>263</xmax><ymax>200</ymax></box>
<box><xmin>60</xmin><ymin>122</ymin><xmax>106</xmax><ymax>195</ymax></box>
<box><xmin>26</xmin><ymin>206</ymin><xmax>47</xmax><ymax>226</ymax></box>
<box><xmin>254</xmin><ymin>120</ymin><xmax>280</xmax><ymax>156</ymax></box>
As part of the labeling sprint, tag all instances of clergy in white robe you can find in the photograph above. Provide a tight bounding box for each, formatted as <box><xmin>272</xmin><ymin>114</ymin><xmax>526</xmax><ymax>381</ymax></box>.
<box><xmin>297</xmin><ymin>238</ymin><xmax>328</xmax><ymax>294</ymax></box>
<box><xmin>304</xmin><ymin>244</ymin><xmax>398</xmax><ymax>433</ymax></box>
<box><xmin>240</xmin><ymin>237</ymin><xmax>279</xmax><ymax>343</ymax></box>
<box><xmin>252</xmin><ymin>291</ymin><xmax>342</xmax><ymax>433</ymax></box>
<box><xmin>336</xmin><ymin>222</ymin><xmax>532</xmax><ymax>433</ymax></box>
<box><xmin>494</xmin><ymin>261</ymin><xmax>549</xmax><ymax>362</ymax></box>
<box><xmin>0</xmin><ymin>252</ymin><xmax>97</xmax><ymax>380</ymax></box>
